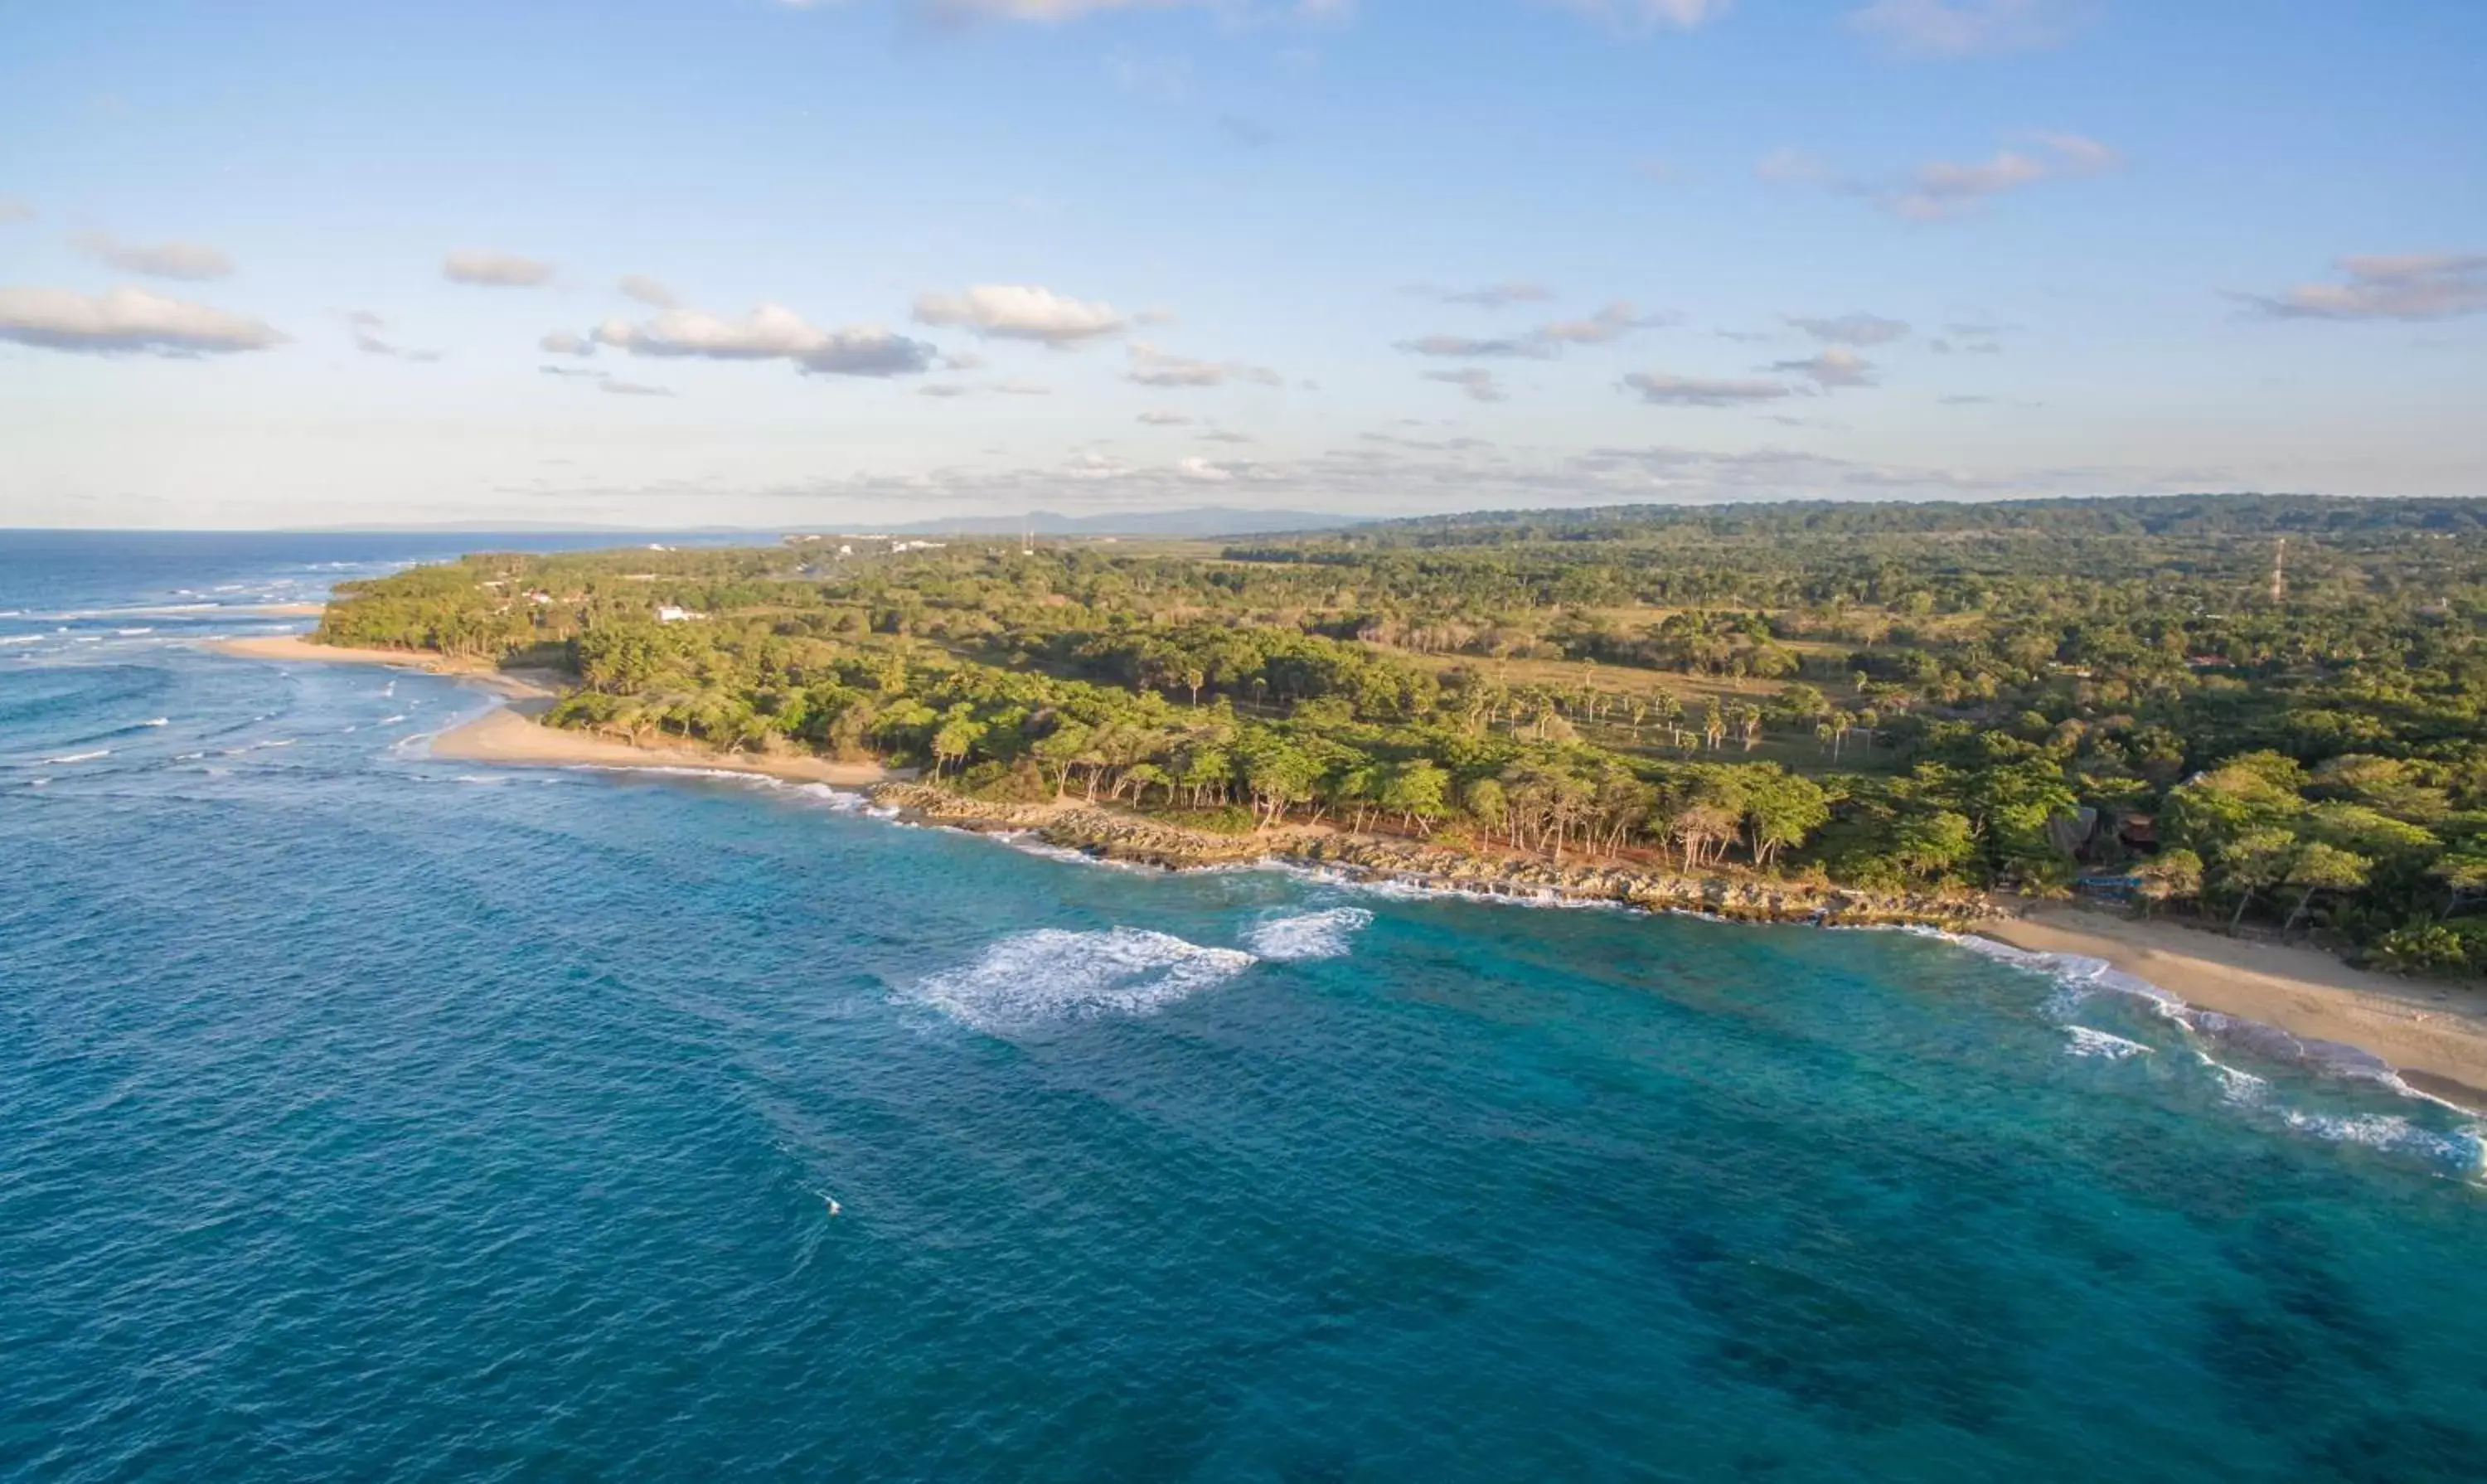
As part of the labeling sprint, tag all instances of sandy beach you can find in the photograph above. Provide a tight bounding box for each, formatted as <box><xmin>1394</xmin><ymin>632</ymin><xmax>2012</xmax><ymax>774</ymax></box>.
<box><xmin>430</xmin><ymin>704</ymin><xmax>892</xmax><ymax>787</ymax></box>
<box><xmin>1981</xmin><ymin>904</ymin><xmax>2487</xmax><ymax>1109</ymax></box>
<box><xmin>208</xmin><ymin>633</ymin><xmax>556</xmax><ymax>700</ymax></box>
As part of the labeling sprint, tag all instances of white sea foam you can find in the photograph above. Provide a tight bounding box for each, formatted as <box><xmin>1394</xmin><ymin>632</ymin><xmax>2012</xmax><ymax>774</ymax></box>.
<box><xmin>138</xmin><ymin>717</ymin><xmax>167</xmax><ymax>727</ymax></box>
<box><xmin>0</xmin><ymin>635</ymin><xmax>44</xmax><ymax>647</ymax></box>
<box><xmin>114</xmin><ymin>628</ymin><xmax>153</xmax><ymax>636</ymax></box>
<box><xmin>909</xmin><ymin>927</ymin><xmax>1256</xmax><ymax>1034</ymax></box>
<box><xmin>173</xmin><ymin>752</ymin><xmax>206</xmax><ymax>761</ymax></box>
<box><xmin>1245</xmin><ymin>907</ymin><xmax>1374</xmax><ymax>961</ymax></box>
<box><xmin>2064</xmin><ymin>1026</ymin><xmax>2154</xmax><ymax>1060</ymax></box>
<box><xmin>2278</xmin><ymin>1110</ymin><xmax>2485</xmax><ymax>1171</ymax></box>
<box><xmin>376</xmin><ymin>715</ymin><xmax>407</xmax><ymax>725</ymax></box>
<box><xmin>41</xmin><ymin>749</ymin><xmax>109</xmax><ymax>764</ymax></box>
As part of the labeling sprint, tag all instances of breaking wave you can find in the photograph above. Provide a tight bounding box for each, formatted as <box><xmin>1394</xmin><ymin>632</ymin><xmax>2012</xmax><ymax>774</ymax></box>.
<box><xmin>1244</xmin><ymin>907</ymin><xmax>1374</xmax><ymax>961</ymax></box>
<box><xmin>2064</xmin><ymin>1026</ymin><xmax>2154</xmax><ymax>1060</ymax></box>
<box><xmin>909</xmin><ymin>927</ymin><xmax>1255</xmax><ymax>1034</ymax></box>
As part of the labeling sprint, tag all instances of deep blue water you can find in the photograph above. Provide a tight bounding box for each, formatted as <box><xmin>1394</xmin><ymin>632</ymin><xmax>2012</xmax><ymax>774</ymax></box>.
<box><xmin>5</xmin><ymin>533</ymin><xmax>2486</xmax><ymax>1482</ymax></box>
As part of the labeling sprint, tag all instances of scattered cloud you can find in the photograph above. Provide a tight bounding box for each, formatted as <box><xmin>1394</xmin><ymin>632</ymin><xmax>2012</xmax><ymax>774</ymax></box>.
<box><xmin>1768</xmin><ymin>346</ymin><xmax>1877</xmax><ymax>388</ymax></box>
<box><xmin>618</xmin><ymin>274</ymin><xmax>677</xmax><ymax>308</ymax></box>
<box><xmin>0</xmin><ymin>285</ymin><xmax>284</xmax><ymax>356</ymax></box>
<box><xmin>0</xmin><ymin>196</ymin><xmax>33</xmax><ymax>224</ymax></box>
<box><xmin>595</xmin><ymin>303</ymin><xmax>937</xmax><ymax>376</ymax></box>
<box><xmin>2237</xmin><ymin>254</ymin><xmax>2487</xmax><ymax>322</ymax></box>
<box><xmin>443</xmin><ymin>250</ymin><xmax>555</xmax><ymax>287</ymax></box>
<box><xmin>1539</xmin><ymin>301</ymin><xmax>1679</xmax><ymax>345</ymax></box>
<box><xmin>1401</xmin><ymin>300</ymin><xmax>1673</xmax><ymax>358</ymax></box>
<box><xmin>942</xmin><ymin>348</ymin><xmax>989</xmax><ymax>371</ymax></box>
<box><xmin>919</xmin><ymin>378</ymin><xmax>1054</xmax><ymax>398</ymax></box>
<box><xmin>70</xmin><ymin>231</ymin><xmax>235</xmax><ymax>281</ymax></box>
<box><xmin>1407</xmin><ymin>280</ymin><xmax>1557</xmax><ymax>309</ymax></box>
<box><xmin>1200</xmin><ymin>428</ymin><xmax>1258</xmax><ymax>444</ymax></box>
<box><xmin>599</xmin><ymin>379</ymin><xmax>676</xmax><ymax>397</ymax></box>
<box><xmin>1137</xmin><ymin>410</ymin><xmax>1195</xmax><ymax>425</ymax></box>
<box><xmin>1399</xmin><ymin>332</ymin><xmax>1554</xmax><ymax>360</ymax></box>
<box><xmin>1125</xmin><ymin>341</ymin><xmax>1283</xmax><ymax>388</ymax></box>
<box><xmin>912</xmin><ymin>0</ymin><xmax>1349</xmax><ymax>25</ymax></box>
<box><xmin>1939</xmin><ymin>394</ymin><xmax>1993</xmax><ymax>405</ymax></box>
<box><xmin>1552</xmin><ymin>0</ymin><xmax>1736</xmax><ymax>35</ymax></box>
<box><xmin>1619</xmin><ymin>370</ymin><xmax>1791</xmax><ymax>406</ymax></box>
<box><xmin>540</xmin><ymin>365</ymin><xmax>604</xmax><ymax>379</ymax></box>
<box><xmin>913</xmin><ymin>284</ymin><xmax>1129</xmax><ymax>346</ymax></box>
<box><xmin>347</xmin><ymin>313</ymin><xmax>440</xmax><ymax>362</ymax></box>
<box><xmin>1847</xmin><ymin>0</ymin><xmax>2087</xmax><ymax>59</ymax></box>
<box><xmin>1879</xmin><ymin>133</ymin><xmax>2118</xmax><ymax>221</ymax></box>
<box><xmin>1762</xmin><ymin>133</ymin><xmax>2120</xmax><ymax>221</ymax></box>
<box><xmin>1423</xmin><ymin>367</ymin><xmax>1507</xmax><ymax>403</ymax></box>
<box><xmin>540</xmin><ymin>329</ymin><xmax>594</xmax><ymax>356</ymax></box>
<box><xmin>1788</xmin><ymin>312</ymin><xmax>1909</xmax><ymax>346</ymax></box>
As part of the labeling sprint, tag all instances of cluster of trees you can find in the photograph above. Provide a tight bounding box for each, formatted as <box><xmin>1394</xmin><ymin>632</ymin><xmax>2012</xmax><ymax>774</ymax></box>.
<box><xmin>316</xmin><ymin>493</ymin><xmax>2487</xmax><ymax>975</ymax></box>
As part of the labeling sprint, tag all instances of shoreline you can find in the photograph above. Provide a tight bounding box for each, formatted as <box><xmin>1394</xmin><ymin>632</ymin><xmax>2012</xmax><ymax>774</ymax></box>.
<box><xmin>207</xmin><ymin>634</ymin><xmax>556</xmax><ymax>701</ymax></box>
<box><xmin>1976</xmin><ymin>906</ymin><xmax>2487</xmax><ymax>1111</ymax></box>
<box><xmin>429</xmin><ymin>705</ymin><xmax>893</xmax><ymax>787</ymax></box>
<box><xmin>214</xmin><ymin>634</ymin><xmax>2487</xmax><ymax>1111</ymax></box>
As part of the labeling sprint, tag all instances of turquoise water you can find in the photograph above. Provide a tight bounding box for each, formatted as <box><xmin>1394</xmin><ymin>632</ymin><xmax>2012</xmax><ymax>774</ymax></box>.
<box><xmin>5</xmin><ymin>534</ymin><xmax>2485</xmax><ymax>1482</ymax></box>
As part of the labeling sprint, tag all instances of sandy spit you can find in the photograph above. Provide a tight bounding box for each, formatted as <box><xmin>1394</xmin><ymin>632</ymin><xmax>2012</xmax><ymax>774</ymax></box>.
<box><xmin>208</xmin><ymin>633</ymin><xmax>556</xmax><ymax>700</ymax></box>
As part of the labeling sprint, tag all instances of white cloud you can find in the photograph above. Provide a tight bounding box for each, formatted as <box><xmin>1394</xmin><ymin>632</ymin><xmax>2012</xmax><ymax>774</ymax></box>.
<box><xmin>540</xmin><ymin>330</ymin><xmax>593</xmax><ymax>356</ymax></box>
<box><xmin>1765</xmin><ymin>133</ymin><xmax>2119</xmax><ymax>221</ymax></box>
<box><xmin>2239</xmin><ymin>254</ymin><xmax>2487</xmax><ymax>322</ymax></box>
<box><xmin>1407</xmin><ymin>280</ymin><xmax>1556</xmax><ymax>309</ymax></box>
<box><xmin>618</xmin><ymin>274</ymin><xmax>677</xmax><ymax>308</ymax></box>
<box><xmin>1176</xmin><ymin>456</ymin><xmax>1233</xmax><ymax>482</ymax></box>
<box><xmin>1769</xmin><ymin>346</ymin><xmax>1877</xmax><ymax>387</ymax></box>
<box><xmin>1787</xmin><ymin>313</ymin><xmax>1909</xmax><ymax>345</ymax></box>
<box><xmin>0</xmin><ymin>285</ymin><xmax>284</xmax><ymax>356</ymax></box>
<box><xmin>1137</xmin><ymin>410</ymin><xmax>1195</xmax><ymax>425</ymax></box>
<box><xmin>595</xmin><ymin>303</ymin><xmax>938</xmax><ymax>376</ymax></box>
<box><xmin>1125</xmin><ymin>341</ymin><xmax>1282</xmax><ymax>388</ymax></box>
<box><xmin>1879</xmin><ymin>133</ymin><xmax>2118</xmax><ymax>221</ymax></box>
<box><xmin>1539</xmin><ymin>301</ymin><xmax>1678</xmax><ymax>344</ymax></box>
<box><xmin>599</xmin><ymin>379</ymin><xmax>676</xmax><ymax>397</ymax></box>
<box><xmin>0</xmin><ymin>196</ymin><xmax>33</xmax><ymax>224</ymax></box>
<box><xmin>1554</xmin><ymin>0</ymin><xmax>1735</xmax><ymax>35</ymax></box>
<box><xmin>1401</xmin><ymin>301</ymin><xmax>1672</xmax><ymax>359</ymax></box>
<box><xmin>70</xmin><ymin>232</ymin><xmax>235</xmax><ymax>281</ymax></box>
<box><xmin>442</xmin><ymin>250</ymin><xmax>555</xmax><ymax>287</ymax></box>
<box><xmin>347</xmin><ymin>313</ymin><xmax>440</xmax><ymax>362</ymax></box>
<box><xmin>1619</xmin><ymin>370</ymin><xmax>1790</xmax><ymax>405</ymax></box>
<box><xmin>1399</xmin><ymin>332</ymin><xmax>1554</xmax><ymax>360</ymax></box>
<box><xmin>912</xmin><ymin>284</ymin><xmax>1128</xmax><ymax>346</ymax></box>
<box><xmin>1847</xmin><ymin>0</ymin><xmax>2085</xmax><ymax>59</ymax></box>
<box><xmin>918</xmin><ymin>0</ymin><xmax>1331</xmax><ymax>26</ymax></box>
<box><xmin>1424</xmin><ymin>368</ymin><xmax>1507</xmax><ymax>403</ymax></box>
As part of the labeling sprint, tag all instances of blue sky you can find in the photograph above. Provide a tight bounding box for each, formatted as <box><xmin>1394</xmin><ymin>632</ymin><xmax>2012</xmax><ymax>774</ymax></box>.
<box><xmin>3</xmin><ymin>0</ymin><xmax>2482</xmax><ymax>528</ymax></box>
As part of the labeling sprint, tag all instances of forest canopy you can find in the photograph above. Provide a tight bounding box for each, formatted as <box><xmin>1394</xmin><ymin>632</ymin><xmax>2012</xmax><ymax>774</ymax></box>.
<box><xmin>316</xmin><ymin>494</ymin><xmax>2487</xmax><ymax>978</ymax></box>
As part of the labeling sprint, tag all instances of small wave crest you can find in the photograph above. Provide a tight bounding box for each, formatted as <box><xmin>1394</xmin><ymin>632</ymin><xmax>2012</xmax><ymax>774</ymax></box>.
<box><xmin>1245</xmin><ymin>907</ymin><xmax>1374</xmax><ymax>961</ymax></box>
<box><xmin>909</xmin><ymin>927</ymin><xmax>1255</xmax><ymax>1034</ymax></box>
<box><xmin>2064</xmin><ymin>1025</ymin><xmax>2154</xmax><ymax>1060</ymax></box>
<box><xmin>41</xmin><ymin>749</ymin><xmax>110</xmax><ymax>764</ymax></box>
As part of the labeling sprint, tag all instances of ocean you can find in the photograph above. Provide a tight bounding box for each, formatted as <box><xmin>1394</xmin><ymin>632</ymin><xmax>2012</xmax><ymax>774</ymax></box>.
<box><xmin>4</xmin><ymin>531</ymin><xmax>2485</xmax><ymax>1482</ymax></box>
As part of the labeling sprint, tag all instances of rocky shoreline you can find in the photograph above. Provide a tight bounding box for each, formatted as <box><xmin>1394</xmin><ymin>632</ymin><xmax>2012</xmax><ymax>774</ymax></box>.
<box><xmin>867</xmin><ymin>783</ymin><xmax>1998</xmax><ymax>930</ymax></box>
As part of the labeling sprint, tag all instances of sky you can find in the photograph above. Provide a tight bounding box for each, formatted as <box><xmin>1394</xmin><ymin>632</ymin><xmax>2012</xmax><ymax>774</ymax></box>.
<box><xmin>2</xmin><ymin>0</ymin><xmax>2483</xmax><ymax>530</ymax></box>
